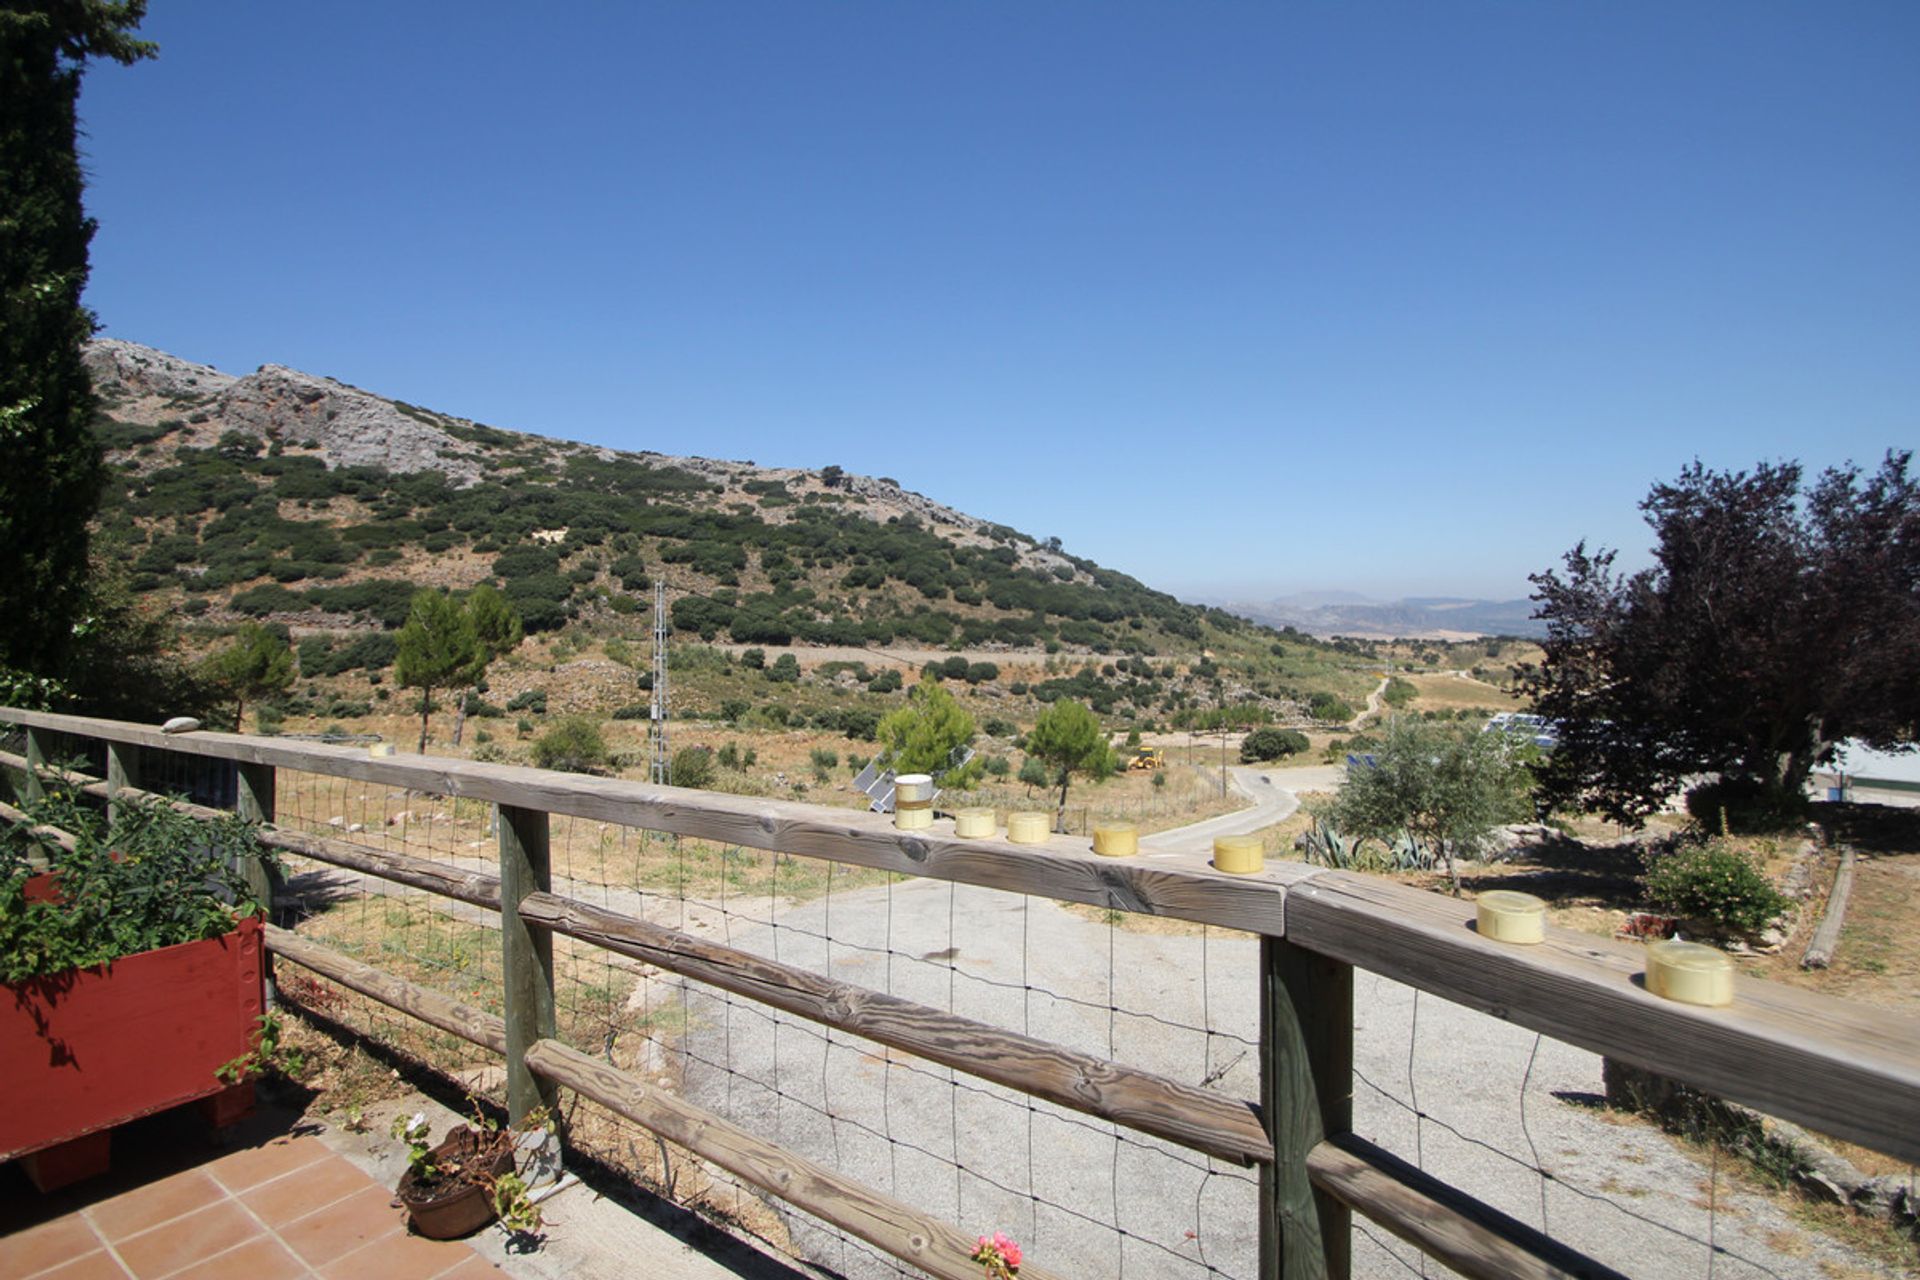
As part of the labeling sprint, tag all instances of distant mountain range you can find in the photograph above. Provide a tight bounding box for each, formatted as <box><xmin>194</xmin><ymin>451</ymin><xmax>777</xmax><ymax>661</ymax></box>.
<box><xmin>1208</xmin><ymin>593</ymin><xmax>1546</xmax><ymax>640</ymax></box>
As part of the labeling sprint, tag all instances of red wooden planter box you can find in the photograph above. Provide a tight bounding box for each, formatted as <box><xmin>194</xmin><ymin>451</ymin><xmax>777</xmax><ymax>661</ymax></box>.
<box><xmin>1</xmin><ymin>904</ymin><xmax>265</xmax><ymax>1190</ymax></box>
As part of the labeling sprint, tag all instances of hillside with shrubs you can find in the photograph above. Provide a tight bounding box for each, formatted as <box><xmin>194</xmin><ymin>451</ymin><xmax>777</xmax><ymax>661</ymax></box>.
<box><xmin>79</xmin><ymin>340</ymin><xmax>1428</xmax><ymax>730</ymax></box>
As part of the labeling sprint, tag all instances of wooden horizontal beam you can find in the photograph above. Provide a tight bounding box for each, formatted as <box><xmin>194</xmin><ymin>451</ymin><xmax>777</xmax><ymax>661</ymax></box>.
<box><xmin>519</xmin><ymin>889</ymin><xmax>1271</xmax><ymax>1165</ymax></box>
<box><xmin>525</xmin><ymin>1037</ymin><xmax>1067</xmax><ymax>1280</ymax></box>
<box><xmin>0</xmin><ymin>707</ymin><xmax>1302</xmax><ymax>933</ymax></box>
<box><xmin>224</xmin><ymin>814</ymin><xmax>1271</xmax><ymax>1165</ymax></box>
<box><xmin>260</xmin><ymin>825</ymin><xmax>506</xmax><ymax>912</ymax></box>
<box><xmin>1306</xmin><ymin>1134</ymin><xmax>1627</xmax><ymax>1280</ymax></box>
<box><xmin>1285</xmin><ymin>872</ymin><xmax>1920</xmax><ymax>1166</ymax></box>
<box><xmin>0</xmin><ymin>798</ymin><xmax>77</xmax><ymax>855</ymax></box>
<box><xmin>264</xmin><ymin>924</ymin><xmax>1063</xmax><ymax>1280</ymax></box>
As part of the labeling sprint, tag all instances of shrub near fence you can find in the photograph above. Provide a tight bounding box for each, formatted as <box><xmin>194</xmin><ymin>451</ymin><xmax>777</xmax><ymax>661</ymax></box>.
<box><xmin>3</xmin><ymin>706</ymin><xmax>1917</xmax><ymax>1280</ymax></box>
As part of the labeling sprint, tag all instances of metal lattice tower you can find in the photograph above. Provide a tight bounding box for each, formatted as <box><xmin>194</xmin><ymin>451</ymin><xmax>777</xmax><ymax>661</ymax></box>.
<box><xmin>649</xmin><ymin>579</ymin><xmax>670</xmax><ymax>783</ymax></box>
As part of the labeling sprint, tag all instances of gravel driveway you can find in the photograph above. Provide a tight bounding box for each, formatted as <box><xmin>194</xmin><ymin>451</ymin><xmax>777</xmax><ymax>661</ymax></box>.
<box><xmin>664</xmin><ymin>877</ymin><xmax>1897</xmax><ymax>1280</ymax></box>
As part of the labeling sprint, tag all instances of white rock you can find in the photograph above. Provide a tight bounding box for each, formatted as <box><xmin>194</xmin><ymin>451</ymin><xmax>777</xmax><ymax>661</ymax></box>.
<box><xmin>160</xmin><ymin>716</ymin><xmax>201</xmax><ymax>734</ymax></box>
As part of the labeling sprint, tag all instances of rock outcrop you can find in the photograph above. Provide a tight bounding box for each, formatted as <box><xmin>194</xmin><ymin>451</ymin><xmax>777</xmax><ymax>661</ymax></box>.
<box><xmin>215</xmin><ymin>363</ymin><xmax>489</xmax><ymax>485</ymax></box>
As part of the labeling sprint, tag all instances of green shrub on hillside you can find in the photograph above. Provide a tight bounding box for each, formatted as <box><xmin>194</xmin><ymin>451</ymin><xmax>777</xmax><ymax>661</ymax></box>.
<box><xmin>532</xmin><ymin>716</ymin><xmax>609</xmax><ymax>774</ymax></box>
<box><xmin>1643</xmin><ymin>842</ymin><xmax>1788</xmax><ymax>935</ymax></box>
<box><xmin>1241</xmin><ymin>727</ymin><xmax>1310</xmax><ymax>763</ymax></box>
<box><xmin>1308</xmin><ymin>692</ymin><xmax>1355</xmax><ymax>722</ymax></box>
<box><xmin>670</xmin><ymin>745</ymin><xmax>716</xmax><ymax>790</ymax></box>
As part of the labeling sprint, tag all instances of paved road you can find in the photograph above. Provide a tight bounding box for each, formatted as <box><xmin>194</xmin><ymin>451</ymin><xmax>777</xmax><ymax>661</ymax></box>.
<box><xmin>1138</xmin><ymin>763</ymin><xmax>1346</xmax><ymax>864</ymax></box>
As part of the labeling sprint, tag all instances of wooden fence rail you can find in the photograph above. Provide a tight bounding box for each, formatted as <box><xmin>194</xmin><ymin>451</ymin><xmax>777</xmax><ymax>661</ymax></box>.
<box><xmin>8</xmin><ymin>708</ymin><xmax>1920</xmax><ymax>1280</ymax></box>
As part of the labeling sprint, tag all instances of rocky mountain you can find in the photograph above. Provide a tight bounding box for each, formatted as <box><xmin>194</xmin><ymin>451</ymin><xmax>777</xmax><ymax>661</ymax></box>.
<box><xmin>83</xmin><ymin>340</ymin><xmax>1234</xmax><ymax>658</ymax></box>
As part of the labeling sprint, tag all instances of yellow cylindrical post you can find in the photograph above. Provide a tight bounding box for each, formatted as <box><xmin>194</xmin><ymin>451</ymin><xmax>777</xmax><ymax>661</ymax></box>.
<box><xmin>1007</xmin><ymin>811</ymin><xmax>1050</xmax><ymax>845</ymax></box>
<box><xmin>1092</xmin><ymin>822</ymin><xmax>1138</xmax><ymax>858</ymax></box>
<box><xmin>1645</xmin><ymin>940</ymin><xmax>1734</xmax><ymax>1007</ymax></box>
<box><xmin>953</xmin><ymin>808</ymin><xmax>997</xmax><ymax>838</ymax></box>
<box><xmin>1214</xmin><ymin>834</ymin><xmax>1263</xmax><ymax>875</ymax></box>
<box><xmin>1474</xmin><ymin>890</ymin><xmax>1546</xmax><ymax>945</ymax></box>
<box><xmin>893</xmin><ymin>773</ymin><xmax>934</xmax><ymax>831</ymax></box>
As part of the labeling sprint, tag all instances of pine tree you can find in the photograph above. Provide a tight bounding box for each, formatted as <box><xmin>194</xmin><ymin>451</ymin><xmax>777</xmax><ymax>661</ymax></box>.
<box><xmin>203</xmin><ymin>624</ymin><xmax>295</xmax><ymax>730</ymax></box>
<box><xmin>395</xmin><ymin>591</ymin><xmax>479</xmax><ymax>753</ymax></box>
<box><xmin>1025</xmin><ymin>700</ymin><xmax>1115</xmax><ymax>831</ymax></box>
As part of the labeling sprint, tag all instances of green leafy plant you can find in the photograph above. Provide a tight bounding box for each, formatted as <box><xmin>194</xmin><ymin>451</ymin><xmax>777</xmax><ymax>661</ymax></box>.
<box><xmin>670</xmin><ymin>745</ymin><xmax>717</xmax><ymax>790</ymax></box>
<box><xmin>0</xmin><ymin>785</ymin><xmax>277</xmax><ymax>984</ymax></box>
<box><xmin>394</xmin><ymin>1101</ymin><xmax>554</xmax><ymax>1237</ymax></box>
<box><xmin>1240</xmin><ymin>726</ymin><xmax>1309</xmax><ymax>763</ymax></box>
<box><xmin>531</xmin><ymin>716</ymin><xmax>610</xmax><ymax>774</ymax></box>
<box><xmin>391</xmin><ymin>1111</ymin><xmax>438</xmax><ymax>1181</ymax></box>
<box><xmin>216</xmin><ymin>1010</ymin><xmax>307</xmax><ymax>1084</ymax></box>
<box><xmin>491</xmin><ymin>1170</ymin><xmax>543</xmax><ymax>1235</ymax></box>
<box><xmin>1643</xmin><ymin>841</ymin><xmax>1789</xmax><ymax>936</ymax></box>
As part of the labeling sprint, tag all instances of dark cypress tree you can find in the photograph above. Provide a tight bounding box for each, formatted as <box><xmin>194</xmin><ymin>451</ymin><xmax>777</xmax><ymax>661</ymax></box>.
<box><xmin>0</xmin><ymin>3</ymin><xmax>154</xmax><ymax>685</ymax></box>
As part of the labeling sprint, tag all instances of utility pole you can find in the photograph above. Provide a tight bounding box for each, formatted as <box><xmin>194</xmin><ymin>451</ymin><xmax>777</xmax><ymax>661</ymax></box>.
<box><xmin>1214</xmin><ymin>680</ymin><xmax>1229</xmax><ymax>800</ymax></box>
<box><xmin>649</xmin><ymin>580</ymin><xmax>670</xmax><ymax>784</ymax></box>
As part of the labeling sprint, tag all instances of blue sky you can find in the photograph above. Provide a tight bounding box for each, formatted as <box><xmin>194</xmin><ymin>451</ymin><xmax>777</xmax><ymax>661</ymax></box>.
<box><xmin>76</xmin><ymin>3</ymin><xmax>1918</xmax><ymax>603</ymax></box>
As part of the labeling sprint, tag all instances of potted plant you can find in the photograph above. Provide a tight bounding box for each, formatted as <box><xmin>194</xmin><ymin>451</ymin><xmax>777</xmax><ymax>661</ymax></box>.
<box><xmin>1</xmin><ymin>783</ymin><xmax>276</xmax><ymax>1189</ymax></box>
<box><xmin>391</xmin><ymin>1106</ymin><xmax>551</xmax><ymax>1240</ymax></box>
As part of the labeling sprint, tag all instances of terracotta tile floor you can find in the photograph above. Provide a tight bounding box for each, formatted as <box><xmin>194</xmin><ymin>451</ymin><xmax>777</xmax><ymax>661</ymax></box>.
<box><xmin>3</xmin><ymin>1110</ymin><xmax>503</xmax><ymax>1280</ymax></box>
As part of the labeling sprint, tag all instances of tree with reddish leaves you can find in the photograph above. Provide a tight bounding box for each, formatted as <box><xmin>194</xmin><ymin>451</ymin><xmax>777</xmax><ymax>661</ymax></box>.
<box><xmin>1523</xmin><ymin>453</ymin><xmax>1919</xmax><ymax>827</ymax></box>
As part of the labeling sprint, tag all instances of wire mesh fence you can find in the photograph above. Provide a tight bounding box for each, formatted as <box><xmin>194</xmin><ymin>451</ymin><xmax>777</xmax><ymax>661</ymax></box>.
<box><xmin>14</xmin><ymin>740</ymin><xmax>1897</xmax><ymax>1280</ymax></box>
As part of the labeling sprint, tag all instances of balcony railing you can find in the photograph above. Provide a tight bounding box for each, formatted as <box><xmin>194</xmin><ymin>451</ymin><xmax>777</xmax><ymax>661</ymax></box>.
<box><xmin>5</xmin><ymin>706</ymin><xmax>1916</xmax><ymax>1280</ymax></box>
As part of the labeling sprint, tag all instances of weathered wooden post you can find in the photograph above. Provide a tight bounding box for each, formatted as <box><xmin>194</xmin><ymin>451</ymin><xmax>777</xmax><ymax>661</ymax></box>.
<box><xmin>1259</xmin><ymin>937</ymin><xmax>1354</xmax><ymax>1280</ymax></box>
<box><xmin>19</xmin><ymin>727</ymin><xmax>48</xmax><ymax>804</ymax></box>
<box><xmin>236</xmin><ymin>761</ymin><xmax>278</xmax><ymax>1004</ymax></box>
<box><xmin>105</xmin><ymin>741</ymin><xmax>140</xmax><ymax>825</ymax></box>
<box><xmin>234</xmin><ymin>762</ymin><xmax>278</xmax><ymax>910</ymax></box>
<box><xmin>498</xmin><ymin>803</ymin><xmax>558</xmax><ymax>1125</ymax></box>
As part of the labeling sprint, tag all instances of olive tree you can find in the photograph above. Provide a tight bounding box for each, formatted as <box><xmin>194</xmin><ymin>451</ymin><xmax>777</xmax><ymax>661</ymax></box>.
<box><xmin>1321</xmin><ymin>717</ymin><xmax>1534</xmax><ymax>894</ymax></box>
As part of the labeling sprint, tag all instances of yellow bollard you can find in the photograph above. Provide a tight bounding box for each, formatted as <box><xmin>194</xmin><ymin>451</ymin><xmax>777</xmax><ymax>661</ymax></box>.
<box><xmin>1213</xmin><ymin>834</ymin><xmax>1263</xmax><ymax>875</ymax></box>
<box><xmin>1092</xmin><ymin>822</ymin><xmax>1139</xmax><ymax>857</ymax></box>
<box><xmin>953</xmin><ymin>808</ymin><xmax>997</xmax><ymax>838</ymax></box>
<box><xmin>1645</xmin><ymin>940</ymin><xmax>1734</xmax><ymax>1007</ymax></box>
<box><xmin>1007</xmin><ymin>811</ymin><xmax>1051</xmax><ymax>845</ymax></box>
<box><xmin>1475</xmin><ymin>890</ymin><xmax>1547</xmax><ymax>944</ymax></box>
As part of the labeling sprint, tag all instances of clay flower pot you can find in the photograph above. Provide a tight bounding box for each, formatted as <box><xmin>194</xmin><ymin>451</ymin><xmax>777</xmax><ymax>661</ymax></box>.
<box><xmin>396</xmin><ymin>1126</ymin><xmax>516</xmax><ymax>1239</ymax></box>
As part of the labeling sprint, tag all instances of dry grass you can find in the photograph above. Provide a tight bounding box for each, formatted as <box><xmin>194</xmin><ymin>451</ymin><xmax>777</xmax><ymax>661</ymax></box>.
<box><xmin>1398</xmin><ymin>670</ymin><xmax>1527</xmax><ymax>713</ymax></box>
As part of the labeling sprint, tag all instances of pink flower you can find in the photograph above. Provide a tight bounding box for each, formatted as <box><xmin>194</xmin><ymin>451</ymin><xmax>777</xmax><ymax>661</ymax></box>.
<box><xmin>971</xmin><ymin>1230</ymin><xmax>1022</xmax><ymax>1276</ymax></box>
